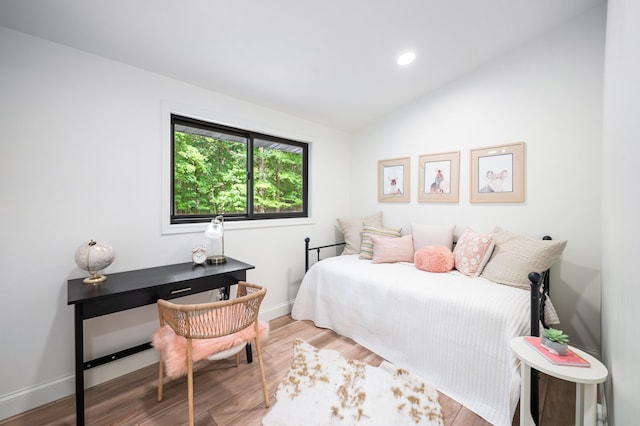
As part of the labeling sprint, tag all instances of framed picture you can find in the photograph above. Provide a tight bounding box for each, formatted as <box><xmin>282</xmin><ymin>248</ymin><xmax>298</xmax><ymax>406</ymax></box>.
<box><xmin>418</xmin><ymin>151</ymin><xmax>460</xmax><ymax>203</ymax></box>
<box><xmin>470</xmin><ymin>142</ymin><xmax>525</xmax><ymax>203</ymax></box>
<box><xmin>378</xmin><ymin>157</ymin><xmax>410</xmax><ymax>202</ymax></box>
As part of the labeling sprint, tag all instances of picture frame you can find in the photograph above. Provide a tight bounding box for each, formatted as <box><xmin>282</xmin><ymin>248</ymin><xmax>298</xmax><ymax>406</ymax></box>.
<box><xmin>470</xmin><ymin>142</ymin><xmax>525</xmax><ymax>203</ymax></box>
<box><xmin>418</xmin><ymin>151</ymin><xmax>460</xmax><ymax>203</ymax></box>
<box><xmin>378</xmin><ymin>157</ymin><xmax>410</xmax><ymax>202</ymax></box>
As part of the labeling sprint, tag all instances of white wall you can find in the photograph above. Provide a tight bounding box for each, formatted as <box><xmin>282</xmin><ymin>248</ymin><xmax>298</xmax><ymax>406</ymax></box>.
<box><xmin>0</xmin><ymin>4</ymin><xmax>622</xmax><ymax>422</ymax></box>
<box><xmin>0</xmin><ymin>27</ymin><xmax>350</xmax><ymax>420</ymax></box>
<box><xmin>601</xmin><ymin>1</ymin><xmax>640</xmax><ymax>424</ymax></box>
<box><xmin>350</xmin><ymin>7</ymin><xmax>606</xmax><ymax>354</ymax></box>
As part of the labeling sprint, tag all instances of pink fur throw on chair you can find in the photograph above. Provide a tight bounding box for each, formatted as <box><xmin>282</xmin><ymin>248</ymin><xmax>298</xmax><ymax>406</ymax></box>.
<box><xmin>414</xmin><ymin>245</ymin><xmax>454</xmax><ymax>273</ymax></box>
<box><xmin>152</xmin><ymin>320</ymin><xmax>269</xmax><ymax>379</ymax></box>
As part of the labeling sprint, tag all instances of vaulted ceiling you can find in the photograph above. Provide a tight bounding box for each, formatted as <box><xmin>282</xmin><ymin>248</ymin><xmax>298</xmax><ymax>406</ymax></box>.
<box><xmin>0</xmin><ymin>0</ymin><xmax>604</xmax><ymax>130</ymax></box>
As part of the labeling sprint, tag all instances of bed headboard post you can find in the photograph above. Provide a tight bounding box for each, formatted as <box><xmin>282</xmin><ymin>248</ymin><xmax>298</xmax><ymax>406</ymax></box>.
<box><xmin>528</xmin><ymin>270</ymin><xmax>544</xmax><ymax>426</ymax></box>
<box><xmin>542</xmin><ymin>235</ymin><xmax>552</xmax><ymax>297</ymax></box>
<box><xmin>528</xmin><ymin>272</ymin><xmax>542</xmax><ymax>338</ymax></box>
<box><xmin>304</xmin><ymin>238</ymin><xmax>347</xmax><ymax>272</ymax></box>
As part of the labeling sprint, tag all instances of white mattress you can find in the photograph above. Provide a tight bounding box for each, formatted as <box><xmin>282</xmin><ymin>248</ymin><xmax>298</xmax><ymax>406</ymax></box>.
<box><xmin>291</xmin><ymin>255</ymin><xmax>533</xmax><ymax>426</ymax></box>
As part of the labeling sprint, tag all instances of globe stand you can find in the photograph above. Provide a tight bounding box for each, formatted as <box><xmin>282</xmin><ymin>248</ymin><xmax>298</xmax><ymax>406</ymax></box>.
<box><xmin>75</xmin><ymin>239</ymin><xmax>115</xmax><ymax>286</ymax></box>
<box><xmin>83</xmin><ymin>272</ymin><xmax>107</xmax><ymax>285</ymax></box>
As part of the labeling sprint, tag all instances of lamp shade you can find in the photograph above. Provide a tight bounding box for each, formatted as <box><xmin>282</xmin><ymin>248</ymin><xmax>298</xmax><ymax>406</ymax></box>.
<box><xmin>204</xmin><ymin>216</ymin><xmax>226</xmax><ymax>264</ymax></box>
<box><xmin>205</xmin><ymin>220</ymin><xmax>223</xmax><ymax>239</ymax></box>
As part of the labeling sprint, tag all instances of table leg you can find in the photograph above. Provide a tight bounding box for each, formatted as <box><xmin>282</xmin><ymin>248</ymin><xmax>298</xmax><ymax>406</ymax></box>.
<box><xmin>74</xmin><ymin>305</ymin><xmax>85</xmax><ymax>426</ymax></box>
<box><xmin>576</xmin><ymin>383</ymin><xmax>598</xmax><ymax>426</ymax></box>
<box><xmin>246</xmin><ymin>343</ymin><xmax>253</xmax><ymax>363</ymax></box>
<box><xmin>520</xmin><ymin>362</ymin><xmax>536</xmax><ymax>426</ymax></box>
<box><xmin>576</xmin><ymin>383</ymin><xmax>584</xmax><ymax>426</ymax></box>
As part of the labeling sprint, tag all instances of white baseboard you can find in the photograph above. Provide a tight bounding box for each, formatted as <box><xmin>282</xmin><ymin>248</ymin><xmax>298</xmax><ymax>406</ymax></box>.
<box><xmin>0</xmin><ymin>374</ymin><xmax>74</xmax><ymax>421</ymax></box>
<box><xmin>0</xmin><ymin>300</ymin><xmax>295</xmax><ymax>422</ymax></box>
<box><xmin>260</xmin><ymin>299</ymin><xmax>294</xmax><ymax>322</ymax></box>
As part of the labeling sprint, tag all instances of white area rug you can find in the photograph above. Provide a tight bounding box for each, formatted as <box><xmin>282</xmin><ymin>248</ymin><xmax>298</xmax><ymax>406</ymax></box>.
<box><xmin>262</xmin><ymin>338</ymin><xmax>444</xmax><ymax>425</ymax></box>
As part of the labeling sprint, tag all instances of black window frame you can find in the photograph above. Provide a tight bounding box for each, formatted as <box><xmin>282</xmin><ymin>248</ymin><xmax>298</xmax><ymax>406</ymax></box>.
<box><xmin>170</xmin><ymin>114</ymin><xmax>309</xmax><ymax>225</ymax></box>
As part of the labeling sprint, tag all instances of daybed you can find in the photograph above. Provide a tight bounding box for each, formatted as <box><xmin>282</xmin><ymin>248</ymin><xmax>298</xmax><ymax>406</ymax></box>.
<box><xmin>291</xmin><ymin>218</ymin><xmax>567</xmax><ymax>426</ymax></box>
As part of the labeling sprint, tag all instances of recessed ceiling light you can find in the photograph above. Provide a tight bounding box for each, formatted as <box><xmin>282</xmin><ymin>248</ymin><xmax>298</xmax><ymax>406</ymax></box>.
<box><xmin>397</xmin><ymin>51</ymin><xmax>416</xmax><ymax>66</ymax></box>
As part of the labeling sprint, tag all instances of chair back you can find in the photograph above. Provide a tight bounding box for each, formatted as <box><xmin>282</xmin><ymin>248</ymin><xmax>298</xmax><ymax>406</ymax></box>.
<box><xmin>157</xmin><ymin>282</ymin><xmax>266</xmax><ymax>339</ymax></box>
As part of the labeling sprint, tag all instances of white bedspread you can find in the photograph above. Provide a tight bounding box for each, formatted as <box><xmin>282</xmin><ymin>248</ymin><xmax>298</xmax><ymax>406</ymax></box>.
<box><xmin>291</xmin><ymin>255</ymin><xmax>532</xmax><ymax>426</ymax></box>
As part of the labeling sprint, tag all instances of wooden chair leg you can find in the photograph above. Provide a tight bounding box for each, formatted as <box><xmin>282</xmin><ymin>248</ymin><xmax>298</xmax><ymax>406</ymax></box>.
<box><xmin>157</xmin><ymin>358</ymin><xmax>164</xmax><ymax>401</ymax></box>
<box><xmin>254</xmin><ymin>325</ymin><xmax>270</xmax><ymax>408</ymax></box>
<box><xmin>187</xmin><ymin>340</ymin><xmax>195</xmax><ymax>426</ymax></box>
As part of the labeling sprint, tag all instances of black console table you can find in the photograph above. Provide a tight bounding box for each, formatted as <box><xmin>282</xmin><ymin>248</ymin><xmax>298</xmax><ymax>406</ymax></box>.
<box><xmin>67</xmin><ymin>257</ymin><xmax>255</xmax><ymax>426</ymax></box>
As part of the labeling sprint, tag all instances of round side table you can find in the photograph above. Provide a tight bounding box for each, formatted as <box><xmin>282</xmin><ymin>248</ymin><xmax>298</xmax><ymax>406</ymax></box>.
<box><xmin>510</xmin><ymin>336</ymin><xmax>608</xmax><ymax>426</ymax></box>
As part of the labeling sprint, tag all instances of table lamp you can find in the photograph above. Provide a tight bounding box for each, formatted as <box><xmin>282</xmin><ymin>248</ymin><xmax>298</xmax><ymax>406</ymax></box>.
<box><xmin>204</xmin><ymin>215</ymin><xmax>226</xmax><ymax>264</ymax></box>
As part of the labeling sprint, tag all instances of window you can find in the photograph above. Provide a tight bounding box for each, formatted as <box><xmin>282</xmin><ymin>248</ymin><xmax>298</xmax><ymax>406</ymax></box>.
<box><xmin>171</xmin><ymin>114</ymin><xmax>308</xmax><ymax>224</ymax></box>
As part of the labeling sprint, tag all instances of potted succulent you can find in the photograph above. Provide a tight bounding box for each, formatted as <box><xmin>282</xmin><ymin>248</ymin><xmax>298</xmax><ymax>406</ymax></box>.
<box><xmin>541</xmin><ymin>328</ymin><xmax>569</xmax><ymax>356</ymax></box>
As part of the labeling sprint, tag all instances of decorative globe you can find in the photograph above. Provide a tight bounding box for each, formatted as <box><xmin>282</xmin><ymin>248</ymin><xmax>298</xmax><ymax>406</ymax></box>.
<box><xmin>74</xmin><ymin>240</ymin><xmax>115</xmax><ymax>284</ymax></box>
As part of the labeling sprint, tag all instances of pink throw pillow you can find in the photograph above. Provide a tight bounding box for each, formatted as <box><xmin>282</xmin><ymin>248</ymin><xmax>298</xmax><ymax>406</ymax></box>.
<box><xmin>453</xmin><ymin>228</ymin><xmax>495</xmax><ymax>277</ymax></box>
<box><xmin>371</xmin><ymin>234</ymin><xmax>414</xmax><ymax>263</ymax></box>
<box><xmin>414</xmin><ymin>245</ymin><xmax>454</xmax><ymax>272</ymax></box>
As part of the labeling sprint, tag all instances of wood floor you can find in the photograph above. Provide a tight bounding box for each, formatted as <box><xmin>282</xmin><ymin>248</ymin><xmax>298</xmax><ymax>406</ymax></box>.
<box><xmin>1</xmin><ymin>315</ymin><xmax>575</xmax><ymax>426</ymax></box>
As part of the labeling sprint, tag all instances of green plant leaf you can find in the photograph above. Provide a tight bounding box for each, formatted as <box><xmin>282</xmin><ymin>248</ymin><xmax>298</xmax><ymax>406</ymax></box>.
<box><xmin>543</xmin><ymin>327</ymin><xmax>569</xmax><ymax>344</ymax></box>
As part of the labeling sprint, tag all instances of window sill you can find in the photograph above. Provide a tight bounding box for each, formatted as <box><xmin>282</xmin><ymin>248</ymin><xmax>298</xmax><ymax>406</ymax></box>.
<box><xmin>162</xmin><ymin>217</ymin><xmax>317</xmax><ymax>235</ymax></box>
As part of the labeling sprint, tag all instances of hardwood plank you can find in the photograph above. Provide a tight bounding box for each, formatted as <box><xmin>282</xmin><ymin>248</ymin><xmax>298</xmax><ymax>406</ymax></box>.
<box><xmin>437</xmin><ymin>392</ymin><xmax>464</xmax><ymax>426</ymax></box>
<box><xmin>0</xmin><ymin>315</ymin><xmax>574</xmax><ymax>426</ymax></box>
<box><xmin>539</xmin><ymin>374</ymin><xmax>575</xmax><ymax>426</ymax></box>
<box><xmin>448</xmin><ymin>407</ymin><xmax>493</xmax><ymax>426</ymax></box>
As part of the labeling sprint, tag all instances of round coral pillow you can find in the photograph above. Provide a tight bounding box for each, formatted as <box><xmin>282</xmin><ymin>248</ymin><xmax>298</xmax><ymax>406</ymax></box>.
<box><xmin>414</xmin><ymin>245</ymin><xmax>454</xmax><ymax>273</ymax></box>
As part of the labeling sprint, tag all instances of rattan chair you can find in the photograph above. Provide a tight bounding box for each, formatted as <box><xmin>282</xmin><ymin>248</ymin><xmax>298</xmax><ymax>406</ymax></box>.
<box><xmin>154</xmin><ymin>281</ymin><xmax>269</xmax><ymax>426</ymax></box>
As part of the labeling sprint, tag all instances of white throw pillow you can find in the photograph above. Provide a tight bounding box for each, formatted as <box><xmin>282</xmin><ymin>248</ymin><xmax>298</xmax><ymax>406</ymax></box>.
<box><xmin>336</xmin><ymin>211</ymin><xmax>383</xmax><ymax>255</ymax></box>
<box><xmin>411</xmin><ymin>223</ymin><xmax>455</xmax><ymax>252</ymax></box>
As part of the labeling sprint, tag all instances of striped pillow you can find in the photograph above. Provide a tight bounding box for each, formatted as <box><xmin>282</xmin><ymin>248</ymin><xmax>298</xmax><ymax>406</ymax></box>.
<box><xmin>359</xmin><ymin>224</ymin><xmax>402</xmax><ymax>260</ymax></box>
